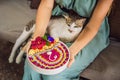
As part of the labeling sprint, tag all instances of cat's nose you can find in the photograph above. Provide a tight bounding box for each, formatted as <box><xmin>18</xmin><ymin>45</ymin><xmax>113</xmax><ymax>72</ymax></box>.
<box><xmin>68</xmin><ymin>29</ymin><xmax>73</xmax><ymax>33</ymax></box>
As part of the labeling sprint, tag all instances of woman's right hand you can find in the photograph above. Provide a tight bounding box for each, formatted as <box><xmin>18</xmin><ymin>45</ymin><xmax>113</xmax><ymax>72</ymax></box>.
<box><xmin>22</xmin><ymin>40</ymin><xmax>31</xmax><ymax>54</ymax></box>
<box><xmin>23</xmin><ymin>38</ymin><xmax>35</xmax><ymax>54</ymax></box>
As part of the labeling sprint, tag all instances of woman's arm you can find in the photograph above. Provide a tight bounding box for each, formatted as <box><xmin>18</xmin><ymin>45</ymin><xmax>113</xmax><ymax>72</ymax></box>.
<box><xmin>32</xmin><ymin>0</ymin><xmax>54</xmax><ymax>39</ymax></box>
<box><xmin>68</xmin><ymin>0</ymin><xmax>113</xmax><ymax>67</ymax></box>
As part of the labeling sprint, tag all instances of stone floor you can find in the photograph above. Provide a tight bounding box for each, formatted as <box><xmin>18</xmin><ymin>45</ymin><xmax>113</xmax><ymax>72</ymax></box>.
<box><xmin>0</xmin><ymin>39</ymin><xmax>24</xmax><ymax>80</ymax></box>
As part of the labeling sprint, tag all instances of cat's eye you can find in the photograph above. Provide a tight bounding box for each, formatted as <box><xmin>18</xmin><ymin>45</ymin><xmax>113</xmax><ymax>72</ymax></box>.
<box><xmin>68</xmin><ymin>24</ymin><xmax>70</xmax><ymax>26</ymax></box>
<box><xmin>74</xmin><ymin>26</ymin><xmax>78</xmax><ymax>28</ymax></box>
<box><xmin>67</xmin><ymin>23</ymin><xmax>71</xmax><ymax>26</ymax></box>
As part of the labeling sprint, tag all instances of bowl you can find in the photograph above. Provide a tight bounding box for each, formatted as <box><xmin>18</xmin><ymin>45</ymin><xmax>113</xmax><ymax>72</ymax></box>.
<box><xmin>27</xmin><ymin>40</ymin><xmax>70</xmax><ymax>75</ymax></box>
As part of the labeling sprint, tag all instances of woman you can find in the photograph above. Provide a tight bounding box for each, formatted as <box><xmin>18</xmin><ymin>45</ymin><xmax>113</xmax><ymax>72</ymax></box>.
<box><xmin>23</xmin><ymin>0</ymin><xmax>113</xmax><ymax>80</ymax></box>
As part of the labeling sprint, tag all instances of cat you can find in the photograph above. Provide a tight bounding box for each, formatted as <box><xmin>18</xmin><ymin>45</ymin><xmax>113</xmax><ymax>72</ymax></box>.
<box><xmin>8</xmin><ymin>12</ymin><xmax>86</xmax><ymax>64</ymax></box>
<box><xmin>48</xmin><ymin>12</ymin><xmax>86</xmax><ymax>43</ymax></box>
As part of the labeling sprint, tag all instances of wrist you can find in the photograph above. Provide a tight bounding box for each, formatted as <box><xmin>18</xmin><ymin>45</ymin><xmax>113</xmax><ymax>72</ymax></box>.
<box><xmin>69</xmin><ymin>49</ymin><xmax>76</xmax><ymax>57</ymax></box>
<box><xmin>69</xmin><ymin>46</ymin><xmax>81</xmax><ymax>56</ymax></box>
<box><xmin>32</xmin><ymin>33</ymin><xmax>44</xmax><ymax>39</ymax></box>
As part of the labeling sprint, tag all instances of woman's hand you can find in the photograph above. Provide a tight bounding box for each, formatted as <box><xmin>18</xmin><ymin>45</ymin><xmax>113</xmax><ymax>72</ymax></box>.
<box><xmin>67</xmin><ymin>50</ymin><xmax>76</xmax><ymax>68</ymax></box>
<box><xmin>24</xmin><ymin>41</ymin><xmax>31</xmax><ymax>54</ymax></box>
<box><xmin>23</xmin><ymin>38</ymin><xmax>35</xmax><ymax>54</ymax></box>
<box><xmin>67</xmin><ymin>53</ymin><xmax>75</xmax><ymax>68</ymax></box>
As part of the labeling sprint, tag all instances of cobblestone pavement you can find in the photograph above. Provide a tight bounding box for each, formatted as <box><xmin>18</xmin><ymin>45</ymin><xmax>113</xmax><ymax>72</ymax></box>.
<box><xmin>0</xmin><ymin>39</ymin><xmax>24</xmax><ymax>80</ymax></box>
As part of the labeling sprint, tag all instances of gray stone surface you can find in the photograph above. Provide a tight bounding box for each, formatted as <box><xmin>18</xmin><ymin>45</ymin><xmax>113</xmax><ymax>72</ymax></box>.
<box><xmin>0</xmin><ymin>39</ymin><xmax>24</xmax><ymax>80</ymax></box>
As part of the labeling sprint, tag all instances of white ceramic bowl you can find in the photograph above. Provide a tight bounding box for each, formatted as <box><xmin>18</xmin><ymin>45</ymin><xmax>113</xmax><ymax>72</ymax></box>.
<box><xmin>27</xmin><ymin>41</ymin><xmax>70</xmax><ymax>75</ymax></box>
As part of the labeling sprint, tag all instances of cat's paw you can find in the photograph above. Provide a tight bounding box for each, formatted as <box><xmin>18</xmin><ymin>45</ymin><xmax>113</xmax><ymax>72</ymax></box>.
<box><xmin>16</xmin><ymin>57</ymin><xmax>22</xmax><ymax>64</ymax></box>
<box><xmin>8</xmin><ymin>57</ymin><xmax>14</xmax><ymax>63</ymax></box>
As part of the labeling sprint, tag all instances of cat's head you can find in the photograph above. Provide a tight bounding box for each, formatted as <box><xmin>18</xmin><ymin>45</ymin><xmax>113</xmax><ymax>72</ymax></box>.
<box><xmin>63</xmin><ymin>14</ymin><xmax>86</xmax><ymax>33</ymax></box>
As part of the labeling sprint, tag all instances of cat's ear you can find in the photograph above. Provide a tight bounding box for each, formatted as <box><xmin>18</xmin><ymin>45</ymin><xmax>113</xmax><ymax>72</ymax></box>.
<box><xmin>62</xmin><ymin>14</ymin><xmax>69</xmax><ymax>19</ymax></box>
<box><xmin>76</xmin><ymin>18</ymin><xmax>86</xmax><ymax>27</ymax></box>
<box><xmin>62</xmin><ymin>14</ymin><xmax>71</xmax><ymax>22</ymax></box>
<box><xmin>81</xmin><ymin>18</ymin><xmax>86</xmax><ymax>24</ymax></box>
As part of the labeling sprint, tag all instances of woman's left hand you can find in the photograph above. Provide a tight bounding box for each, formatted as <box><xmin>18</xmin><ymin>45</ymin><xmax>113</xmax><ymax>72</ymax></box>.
<box><xmin>67</xmin><ymin>52</ymin><xmax>75</xmax><ymax>68</ymax></box>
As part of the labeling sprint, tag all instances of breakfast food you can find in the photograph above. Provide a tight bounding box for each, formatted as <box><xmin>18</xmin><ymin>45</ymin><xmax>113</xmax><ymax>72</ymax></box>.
<box><xmin>27</xmin><ymin>35</ymin><xmax>70</xmax><ymax>75</ymax></box>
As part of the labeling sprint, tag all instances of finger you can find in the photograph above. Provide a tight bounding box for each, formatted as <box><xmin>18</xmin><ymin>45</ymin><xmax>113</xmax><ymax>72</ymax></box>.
<box><xmin>24</xmin><ymin>44</ymin><xmax>28</xmax><ymax>53</ymax></box>
<box><xmin>21</xmin><ymin>45</ymin><xmax>26</xmax><ymax>53</ymax></box>
<box><xmin>67</xmin><ymin>59</ymin><xmax>74</xmax><ymax>68</ymax></box>
<box><xmin>24</xmin><ymin>41</ymin><xmax>31</xmax><ymax>53</ymax></box>
<box><xmin>26</xmin><ymin>41</ymin><xmax>31</xmax><ymax>54</ymax></box>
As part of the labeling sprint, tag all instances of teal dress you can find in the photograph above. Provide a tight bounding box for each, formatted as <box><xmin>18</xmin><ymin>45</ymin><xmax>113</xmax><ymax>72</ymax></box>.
<box><xmin>23</xmin><ymin>0</ymin><xmax>110</xmax><ymax>80</ymax></box>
